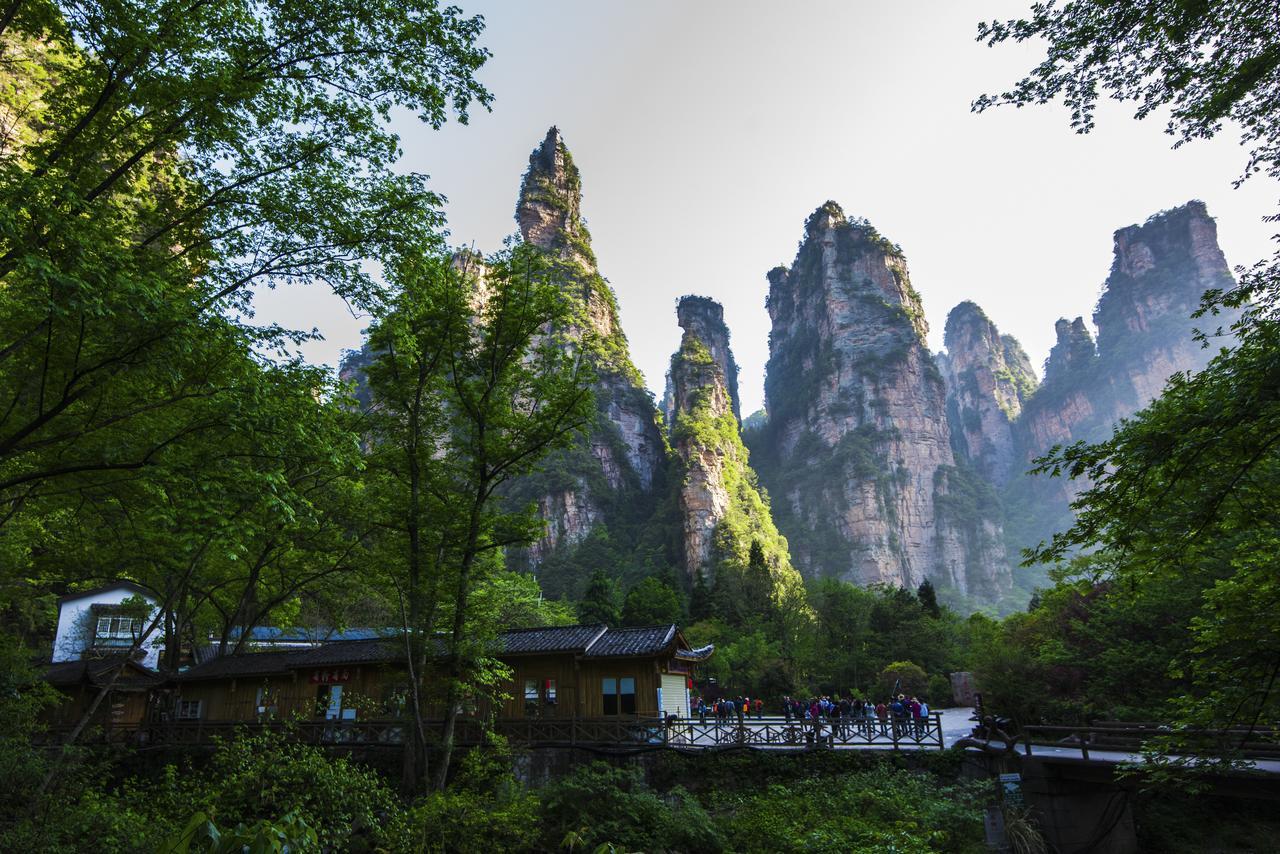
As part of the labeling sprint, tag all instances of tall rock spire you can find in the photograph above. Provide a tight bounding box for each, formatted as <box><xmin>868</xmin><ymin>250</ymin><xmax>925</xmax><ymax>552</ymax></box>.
<box><xmin>939</xmin><ymin>301</ymin><xmax>1037</xmax><ymax>485</ymax></box>
<box><xmin>1006</xmin><ymin>200</ymin><xmax>1241</xmax><ymax>561</ymax></box>
<box><xmin>668</xmin><ymin>296</ymin><xmax>804</xmax><ymax>605</ymax></box>
<box><xmin>505</xmin><ymin>128</ymin><xmax>667</xmax><ymax>585</ymax></box>
<box><xmin>517</xmin><ymin>126</ymin><xmax>587</xmax><ymax>261</ymax></box>
<box><xmin>675</xmin><ymin>296</ymin><xmax>741</xmax><ymax>424</ymax></box>
<box><xmin>749</xmin><ymin>202</ymin><xmax>1010</xmax><ymax>598</ymax></box>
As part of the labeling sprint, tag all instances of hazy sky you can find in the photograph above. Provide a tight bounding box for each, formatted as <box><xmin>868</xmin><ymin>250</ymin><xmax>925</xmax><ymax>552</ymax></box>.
<box><xmin>252</xmin><ymin>0</ymin><xmax>1277</xmax><ymax>415</ymax></box>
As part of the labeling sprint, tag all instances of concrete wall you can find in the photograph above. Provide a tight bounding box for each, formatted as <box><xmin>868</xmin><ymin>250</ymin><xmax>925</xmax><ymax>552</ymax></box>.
<box><xmin>53</xmin><ymin>587</ymin><xmax>162</xmax><ymax>669</ymax></box>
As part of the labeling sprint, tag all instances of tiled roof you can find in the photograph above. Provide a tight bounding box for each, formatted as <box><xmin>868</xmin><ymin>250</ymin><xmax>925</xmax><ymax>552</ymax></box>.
<box><xmin>584</xmin><ymin>625</ymin><xmax>676</xmax><ymax>658</ymax></box>
<box><xmin>176</xmin><ymin>624</ymin><xmax>703</xmax><ymax>680</ymax></box>
<box><xmin>44</xmin><ymin>657</ymin><xmax>162</xmax><ymax>689</ymax></box>
<box><xmin>56</xmin><ymin>581</ymin><xmax>154</xmax><ymax>604</ymax></box>
<box><xmin>499</xmin><ymin>625</ymin><xmax>606</xmax><ymax>655</ymax></box>
<box><xmin>178</xmin><ymin>638</ymin><xmax>403</xmax><ymax>681</ymax></box>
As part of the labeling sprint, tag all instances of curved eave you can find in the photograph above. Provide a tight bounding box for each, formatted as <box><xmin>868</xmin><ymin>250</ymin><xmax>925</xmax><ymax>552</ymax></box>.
<box><xmin>675</xmin><ymin>644</ymin><xmax>715</xmax><ymax>662</ymax></box>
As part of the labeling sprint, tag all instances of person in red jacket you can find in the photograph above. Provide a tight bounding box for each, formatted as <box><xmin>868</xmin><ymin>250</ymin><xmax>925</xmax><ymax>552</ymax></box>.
<box><xmin>753</xmin><ymin>697</ymin><xmax>763</xmax><ymax>719</ymax></box>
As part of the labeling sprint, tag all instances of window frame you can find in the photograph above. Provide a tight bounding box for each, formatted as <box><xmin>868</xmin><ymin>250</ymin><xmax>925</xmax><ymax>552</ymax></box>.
<box><xmin>601</xmin><ymin>676</ymin><xmax>637</xmax><ymax>716</ymax></box>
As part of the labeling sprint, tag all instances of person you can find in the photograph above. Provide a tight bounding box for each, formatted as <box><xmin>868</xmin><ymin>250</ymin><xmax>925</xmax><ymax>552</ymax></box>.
<box><xmin>909</xmin><ymin>696</ymin><xmax>923</xmax><ymax>737</ymax></box>
<box><xmin>754</xmin><ymin>697</ymin><xmax>763</xmax><ymax>720</ymax></box>
<box><xmin>918</xmin><ymin>698</ymin><xmax>931</xmax><ymax>738</ymax></box>
<box><xmin>697</xmin><ymin>698</ymin><xmax>707</xmax><ymax>725</ymax></box>
<box><xmin>783</xmin><ymin>696</ymin><xmax>792</xmax><ymax>723</ymax></box>
<box><xmin>875</xmin><ymin>699</ymin><xmax>888</xmax><ymax>734</ymax></box>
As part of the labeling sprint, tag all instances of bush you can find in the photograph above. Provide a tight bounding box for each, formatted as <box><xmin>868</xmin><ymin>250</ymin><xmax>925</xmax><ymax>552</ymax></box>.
<box><xmin>877</xmin><ymin>660</ymin><xmax>929</xmax><ymax>700</ymax></box>
<box><xmin>539</xmin><ymin>762</ymin><xmax>723</xmax><ymax>853</ymax></box>
<box><xmin>394</xmin><ymin>735</ymin><xmax>539</xmax><ymax>853</ymax></box>
<box><xmin>710</xmin><ymin>768</ymin><xmax>988</xmax><ymax>852</ymax></box>
<box><xmin>929</xmin><ymin>674</ymin><xmax>955</xmax><ymax>707</ymax></box>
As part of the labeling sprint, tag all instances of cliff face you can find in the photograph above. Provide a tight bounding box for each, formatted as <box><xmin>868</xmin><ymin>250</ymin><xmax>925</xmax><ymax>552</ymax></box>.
<box><xmin>668</xmin><ymin>296</ymin><xmax>804</xmax><ymax>603</ymax></box>
<box><xmin>998</xmin><ymin>200</ymin><xmax>1239</xmax><ymax>556</ymax></box>
<box><xmin>508</xmin><ymin>128</ymin><xmax>668</xmax><ymax>571</ymax></box>
<box><xmin>1017</xmin><ymin>201</ymin><xmax>1235</xmax><ymax>461</ymax></box>
<box><xmin>938</xmin><ymin>302</ymin><xmax>1037</xmax><ymax>485</ymax></box>
<box><xmin>748</xmin><ymin>202</ymin><xmax>1010</xmax><ymax>598</ymax></box>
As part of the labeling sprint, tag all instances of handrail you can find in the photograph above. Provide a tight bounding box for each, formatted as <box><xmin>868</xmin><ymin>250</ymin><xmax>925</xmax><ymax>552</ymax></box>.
<box><xmin>34</xmin><ymin>713</ymin><xmax>947</xmax><ymax>751</ymax></box>
<box><xmin>1021</xmin><ymin>723</ymin><xmax>1280</xmax><ymax>761</ymax></box>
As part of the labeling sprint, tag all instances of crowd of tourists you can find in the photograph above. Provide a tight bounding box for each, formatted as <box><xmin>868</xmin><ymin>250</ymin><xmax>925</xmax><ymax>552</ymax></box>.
<box><xmin>692</xmin><ymin>693</ymin><xmax>934</xmax><ymax>737</ymax></box>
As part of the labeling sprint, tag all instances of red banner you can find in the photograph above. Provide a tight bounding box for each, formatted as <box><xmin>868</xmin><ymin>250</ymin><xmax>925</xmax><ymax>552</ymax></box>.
<box><xmin>309</xmin><ymin>668</ymin><xmax>351</xmax><ymax>684</ymax></box>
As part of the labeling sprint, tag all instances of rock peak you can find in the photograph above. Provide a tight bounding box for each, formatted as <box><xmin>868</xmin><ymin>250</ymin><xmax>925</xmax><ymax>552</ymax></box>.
<box><xmin>1095</xmin><ymin>199</ymin><xmax>1232</xmax><ymax>359</ymax></box>
<box><xmin>676</xmin><ymin>295</ymin><xmax>740</xmax><ymax>423</ymax></box>
<box><xmin>943</xmin><ymin>301</ymin><xmax>993</xmax><ymax>350</ymax></box>
<box><xmin>1043</xmin><ymin>316</ymin><xmax>1097</xmax><ymax>386</ymax></box>
<box><xmin>516</xmin><ymin>126</ymin><xmax>585</xmax><ymax>257</ymax></box>
<box><xmin>805</xmin><ymin>200</ymin><xmax>847</xmax><ymax>235</ymax></box>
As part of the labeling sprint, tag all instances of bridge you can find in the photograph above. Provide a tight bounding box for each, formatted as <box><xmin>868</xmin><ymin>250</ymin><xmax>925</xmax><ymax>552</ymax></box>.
<box><xmin>40</xmin><ymin>710</ymin><xmax>953</xmax><ymax>752</ymax></box>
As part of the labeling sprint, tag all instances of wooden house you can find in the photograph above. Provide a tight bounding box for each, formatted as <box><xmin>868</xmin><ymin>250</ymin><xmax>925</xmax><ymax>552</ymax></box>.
<box><xmin>172</xmin><ymin>624</ymin><xmax>713</xmax><ymax>723</ymax></box>
<box><xmin>42</xmin><ymin>657</ymin><xmax>163</xmax><ymax>730</ymax></box>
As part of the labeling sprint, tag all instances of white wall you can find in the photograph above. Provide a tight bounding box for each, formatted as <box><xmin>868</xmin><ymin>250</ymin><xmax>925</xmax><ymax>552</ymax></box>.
<box><xmin>53</xmin><ymin>587</ymin><xmax>162</xmax><ymax>670</ymax></box>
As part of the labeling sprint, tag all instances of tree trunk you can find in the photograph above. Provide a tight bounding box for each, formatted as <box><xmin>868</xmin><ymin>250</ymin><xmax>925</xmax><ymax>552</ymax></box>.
<box><xmin>432</xmin><ymin>493</ymin><xmax>483</xmax><ymax>791</ymax></box>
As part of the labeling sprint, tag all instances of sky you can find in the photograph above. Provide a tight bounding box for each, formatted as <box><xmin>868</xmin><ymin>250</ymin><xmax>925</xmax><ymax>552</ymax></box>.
<box><xmin>252</xmin><ymin>0</ymin><xmax>1278</xmax><ymax>416</ymax></box>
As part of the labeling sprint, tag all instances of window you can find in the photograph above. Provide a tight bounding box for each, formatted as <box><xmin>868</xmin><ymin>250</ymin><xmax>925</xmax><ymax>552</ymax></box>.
<box><xmin>524</xmin><ymin>679</ymin><xmax>558</xmax><ymax>717</ymax></box>
<box><xmin>93</xmin><ymin>614</ymin><xmax>141</xmax><ymax>648</ymax></box>
<box><xmin>524</xmin><ymin>679</ymin><xmax>539</xmax><ymax>717</ymax></box>
<box><xmin>176</xmin><ymin>699</ymin><xmax>202</xmax><ymax>720</ymax></box>
<box><xmin>255</xmin><ymin>686</ymin><xmax>278</xmax><ymax>718</ymax></box>
<box><xmin>601</xmin><ymin>677</ymin><xmax>636</xmax><ymax>715</ymax></box>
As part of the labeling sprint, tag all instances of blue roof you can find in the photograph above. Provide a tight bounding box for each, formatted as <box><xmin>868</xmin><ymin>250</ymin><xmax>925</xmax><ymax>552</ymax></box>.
<box><xmin>229</xmin><ymin>627</ymin><xmax>386</xmax><ymax>643</ymax></box>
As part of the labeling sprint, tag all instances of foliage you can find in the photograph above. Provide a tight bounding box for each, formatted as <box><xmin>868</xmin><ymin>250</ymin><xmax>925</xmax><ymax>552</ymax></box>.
<box><xmin>397</xmin><ymin>735</ymin><xmax>539</xmax><ymax>854</ymax></box>
<box><xmin>538</xmin><ymin>762</ymin><xmax>722</xmax><ymax>854</ymax></box>
<box><xmin>621</xmin><ymin>576</ymin><xmax>682</xmax><ymax>626</ymax></box>
<box><xmin>4</xmin><ymin>730</ymin><xmax>404</xmax><ymax>853</ymax></box>
<box><xmin>361</xmin><ymin>241</ymin><xmax>596</xmax><ymax>788</ymax></box>
<box><xmin>975</xmin><ymin>1</ymin><xmax>1280</xmax><ymax>191</ymax></box>
<box><xmin>709</xmin><ymin>768</ymin><xmax>988</xmax><ymax>853</ymax></box>
<box><xmin>878</xmin><ymin>661</ymin><xmax>929</xmax><ymax>700</ymax></box>
<box><xmin>159</xmin><ymin>810</ymin><xmax>319</xmax><ymax>854</ymax></box>
<box><xmin>576</xmin><ymin>569</ymin><xmax>621</xmax><ymax>625</ymax></box>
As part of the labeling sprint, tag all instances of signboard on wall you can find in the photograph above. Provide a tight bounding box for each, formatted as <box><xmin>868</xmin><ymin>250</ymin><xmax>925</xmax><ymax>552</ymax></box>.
<box><xmin>309</xmin><ymin>668</ymin><xmax>351</xmax><ymax>685</ymax></box>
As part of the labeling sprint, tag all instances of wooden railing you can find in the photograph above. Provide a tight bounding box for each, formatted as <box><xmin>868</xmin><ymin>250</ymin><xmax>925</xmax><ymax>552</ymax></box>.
<box><xmin>35</xmin><ymin>713</ymin><xmax>945</xmax><ymax>751</ymax></box>
<box><xmin>1021</xmin><ymin>722</ymin><xmax>1280</xmax><ymax>761</ymax></box>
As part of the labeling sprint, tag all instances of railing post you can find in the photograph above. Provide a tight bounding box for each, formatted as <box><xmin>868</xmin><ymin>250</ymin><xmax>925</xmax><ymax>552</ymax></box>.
<box><xmin>891</xmin><ymin>719</ymin><xmax>899</xmax><ymax>751</ymax></box>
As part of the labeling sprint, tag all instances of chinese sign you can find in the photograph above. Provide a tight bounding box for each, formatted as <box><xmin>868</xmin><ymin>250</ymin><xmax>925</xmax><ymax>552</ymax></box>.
<box><xmin>309</xmin><ymin>668</ymin><xmax>351</xmax><ymax>684</ymax></box>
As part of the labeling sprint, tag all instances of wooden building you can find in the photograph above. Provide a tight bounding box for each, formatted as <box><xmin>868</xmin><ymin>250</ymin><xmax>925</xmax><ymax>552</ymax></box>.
<box><xmin>172</xmin><ymin>624</ymin><xmax>713</xmax><ymax>724</ymax></box>
<box><xmin>42</xmin><ymin>657</ymin><xmax>163</xmax><ymax>730</ymax></box>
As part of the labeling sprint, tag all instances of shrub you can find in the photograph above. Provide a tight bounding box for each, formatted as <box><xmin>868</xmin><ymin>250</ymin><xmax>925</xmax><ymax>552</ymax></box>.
<box><xmin>538</xmin><ymin>762</ymin><xmax>722</xmax><ymax>853</ymax></box>
<box><xmin>877</xmin><ymin>660</ymin><xmax>929</xmax><ymax>700</ymax></box>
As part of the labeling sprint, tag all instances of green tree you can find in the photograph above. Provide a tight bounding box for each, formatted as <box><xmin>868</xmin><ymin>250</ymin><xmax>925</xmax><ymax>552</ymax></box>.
<box><xmin>877</xmin><ymin>661</ymin><xmax>928</xmax><ymax>701</ymax></box>
<box><xmin>0</xmin><ymin>0</ymin><xmax>489</xmax><ymax>529</ymax></box>
<box><xmin>979</xmin><ymin>0</ymin><xmax>1280</xmax><ymax>752</ymax></box>
<box><xmin>363</xmin><ymin>244</ymin><xmax>594</xmax><ymax>791</ymax></box>
<box><xmin>577</xmin><ymin>569</ymin><xmax>621</xmax><ymax>625</ymax></box>
<box><xmin>917</xmin><ymin>579</ymin><xmax>941</xmax><ymax>619</ymax></box>
<box><xmin>621</xmin><ymin>577</ymin><xmax>682</xmax><ymax>627</ymax></box>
